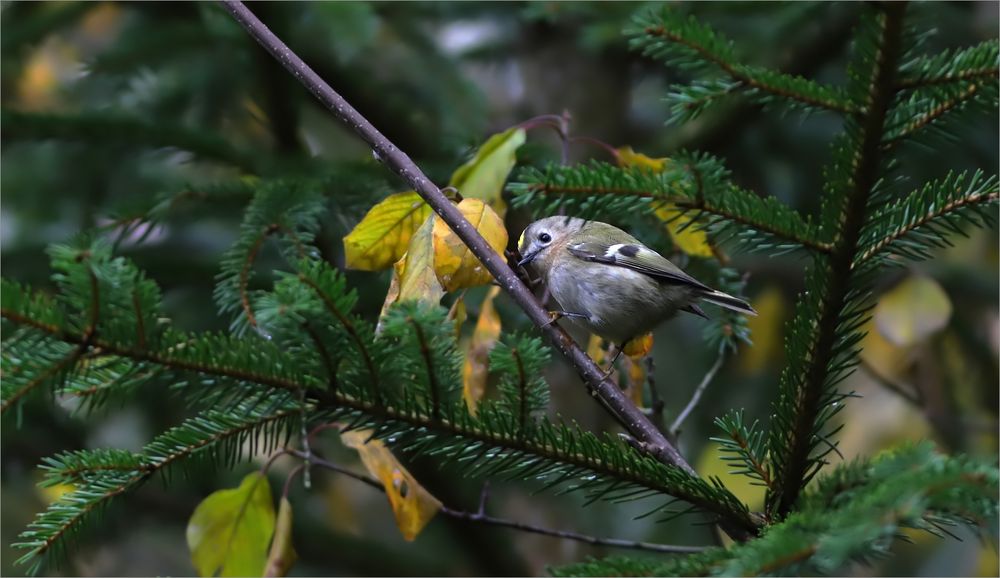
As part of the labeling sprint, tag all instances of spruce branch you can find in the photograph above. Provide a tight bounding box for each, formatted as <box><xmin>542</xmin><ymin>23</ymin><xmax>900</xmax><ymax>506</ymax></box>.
<box><xmin>896</xmin><ymin>39</ymin><xmax>1000</xmax><ymax>90</ymax></box>
<box><xmin>295</xmin><ymin>451</ymin><xmax>708</xmax><ymax>556</ymax></box>
<box><xmin>767</xmin><ymin>3</ymin><xmax>909</xmax><ymax>518</ymax></box>
<box><xmin>883</xmin><ymin>81</ymin><xmax>988</xmax><ymax>146</ymax></box>
<box><xmin>0</xmin><ymin>109</ymin><xmax>257</xmax><ymax>171</ymax></box>
<box><xmin>854</xmin><ymin>170</ymin><xmax>999</xmax><ymax>267</ymax></box>
<box><xmin>217</xmin><ymin>1</ymin><xmax>707</xmax><ymax>500</ymax></box>
<box><xmin>629</xmin><ymin>9</ymin><xmax>856</xmax><ymax>115</ymax></box>
<box><xmin>711</xmin><ymin>411</ymin><xmax>774</xmax><ymax>494</ymax></box>
<box><xmin>1</xmin><ymin>304</ymin><xmax>759</xmax><ymax>536</ymax></box>
<box><xmin>511</xmin><ymin>161</ymin><xmax>832</xmax><ymax>254</ymax></box>
<box><xmin>555</xmin><ymin>443</ymin><xmax>998</xmax><ymax>576</ymax></box>
<box><xmin>297</xmin><ymin>266</ymin><xmax>380</xmax><ymax>401</ymax></box>
<box><xmin>15</xmin><ymin>401</ymin><xmax>299</xmax><ymax>572</ymax></box>
<box><xmin>0</xmin><ymin>346</ymin><xmax>81</xmax><ymax>416</ymax></box>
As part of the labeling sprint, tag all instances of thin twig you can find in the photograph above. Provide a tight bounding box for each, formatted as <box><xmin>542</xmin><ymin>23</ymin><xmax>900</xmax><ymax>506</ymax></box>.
<box><xmin>860</xmin><ymin>358</ymin><xmax>923</xmax><ymax>406</ymax></box>
<box><xmin>218</xmin><ymin>1</ymin><xmax>698</xmax><ymax>487</ymax></box>
<box><xmin>645</xmin><ymin>356</ymin><xmax>668</xmax><ymax>436</ymax></box>
<box><xmin>294</xmin><ymin>451</ymin><xmax>707</xmax><ymax>555</ymax></box>
<box><xmin>670</xmin><ymin>352</ymin><xmax>726</xmax><ymax>438</ymax></box>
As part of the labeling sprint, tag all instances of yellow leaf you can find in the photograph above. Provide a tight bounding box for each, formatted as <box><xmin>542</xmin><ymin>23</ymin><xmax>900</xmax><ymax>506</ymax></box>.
<box><xmin>739</xmin><ymin>286</ymin><xmax>787</xmax><ymax>374</ymax></box>
<box><xmin>343</xmin><ymin>191</ymin><xmax>432</xmax><ymax>271</ymax></box>
<box><xmin>859</xmin><ymin>318</ymin><xmax>914</xmax><ymax>381</ymax></box>
<box><xmin>263</xmin><ymin>497</ymin><xmax>297</xmax><ymax>577</ymax></box>
<box><xmin>462</xmin><ymin>286</ymin><xmax>502</xmax><ymax>414</ymax></box>
<box><xmin>37</xmin><ymin>482</ymin><xmax>75</xmax><ymax>504</ymax></box>
<box><xmin>449</xmin><ymin>127</ymin><xmax>527</xmax><ymax>215</ymax></box>
<box><xmin>396</xmin><ymin>215</ymin><xmax>445</xmax><ymax>304</ymax></box>
<box><xmin>653</xmin><ymin>204</ymin><xmax>714</xmax><ymax>258</ymax></box>
<box><xmin>615</xmin><ymin>146</ymin><xmax>668</xmax><ymax>172</ymax></box>
<box><xmin>186</xmin><ymin>472</ymin><xmax>275</xmax><ymax>577</ymax></box>
<box><xmin>586</xmin><ymin>334</ymin><xmax>607</xmax><ymax>366</ymax></box>
<box><xmin>615</xmin><ymin>147</ymin><xmax>712</xmax><ymax>258</ymax></box>
<box><xmin>621</xmin><ymin>356</ymin><xmax>646</xmax><ymax>408</ymax></box>
<box><xmin>341</xmin><ymin>430</ymin><xmax>442</xmax><ymax>541</ymax></box>
<box><xmin>874</xmin><ymin>275</ymin><xmax>952</xmax><ymax>346</ymax></box>
<box><xmin>695</xmin><ymin>442</ymin><xmax>765</xmax><ymax>513</ymax></box>
<box><xmin>432</xmin><ymin>199</ymin><xmax>508</xmax><ymax>292</ymax></box>
<box><xmin>623</xmin><ymin>332</ymin><xmax>654</xmax><ymax>358</ymax></box>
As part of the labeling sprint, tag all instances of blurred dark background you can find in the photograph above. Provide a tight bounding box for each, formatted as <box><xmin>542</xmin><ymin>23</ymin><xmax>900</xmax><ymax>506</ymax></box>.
<box><xmin>2</xmin><ymin>2</ymin><xmax>997</xmax><ymax>576</ymax></box>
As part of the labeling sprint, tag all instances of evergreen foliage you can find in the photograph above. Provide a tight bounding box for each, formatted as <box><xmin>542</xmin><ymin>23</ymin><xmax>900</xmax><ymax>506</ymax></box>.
<box><xmin>553</xmin><ymin>444</ymin><xmax>998</xmax><ymax>576</ymax></box>
<box><xmin>2</xmin><ymin>2</ymin><xmax>997</xmax><ymax>576</ymax></box>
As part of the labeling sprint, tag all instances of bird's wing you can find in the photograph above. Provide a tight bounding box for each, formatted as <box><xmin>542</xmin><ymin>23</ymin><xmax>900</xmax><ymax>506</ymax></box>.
<box><xmin>566</xmin><ymin>240</ymin><xmax>711</xmax><ymax>291</ymax></box>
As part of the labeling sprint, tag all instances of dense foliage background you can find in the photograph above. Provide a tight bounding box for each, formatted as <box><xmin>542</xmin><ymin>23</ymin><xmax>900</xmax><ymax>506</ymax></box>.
<box><xmin>2</xmin><ymin>2</ymin><xmax>997</xmax><ymax>576</ymax></box>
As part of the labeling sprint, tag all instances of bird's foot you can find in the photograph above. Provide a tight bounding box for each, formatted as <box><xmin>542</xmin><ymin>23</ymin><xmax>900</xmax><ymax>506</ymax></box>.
<box><xmin>542</xmin><ymin>310</ymin><xmax>589</xmax><ymax>328</ymax></box>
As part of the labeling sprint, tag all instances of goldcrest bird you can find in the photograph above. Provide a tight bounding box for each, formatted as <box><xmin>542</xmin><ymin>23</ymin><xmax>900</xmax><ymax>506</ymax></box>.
<box><xmin>517</xmin><ymin>216</ymin><xmax>756</xmax><ymax>350</ymax></box>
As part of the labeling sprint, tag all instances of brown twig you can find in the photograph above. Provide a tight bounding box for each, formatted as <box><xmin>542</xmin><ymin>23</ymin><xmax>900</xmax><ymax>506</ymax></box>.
<box><xmin>669</xmin><ymin>351</ymin><xmax>726</xmax><ymax>439</ymax></box>
<box><xmin>239</xmin><ymin>224</ymin><xmax>279</xmax><ymax>328</ymax></box>
<box><xmin>644</xmin><ymin>356</ymin><xmax>667</xmax><ymax>435</ymax></box>
<box><xmin>293</xmin><ymin>451</ymin><xmax>708</xmax><ymax>555</ymax></box>
<box><xmin>218</xmin><ymin>1</ymin><xmax>695</xmax><ymax>483</ymax></box>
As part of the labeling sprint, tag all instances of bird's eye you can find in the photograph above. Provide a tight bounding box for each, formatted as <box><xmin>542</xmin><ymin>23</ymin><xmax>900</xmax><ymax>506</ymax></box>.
<box><xmin>538</xmin><ymin>232</ymin><xmax>552</xmax><ymax>243</ymax></box>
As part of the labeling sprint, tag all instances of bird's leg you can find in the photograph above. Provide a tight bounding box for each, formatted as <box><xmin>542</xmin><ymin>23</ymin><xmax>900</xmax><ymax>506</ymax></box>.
<box><xmin>543</xmin><ymin>310</ymin><xmax>589</xmax><ymax>328</ymax></box>
<box><xmin>601</xmin><ymin>341</ymin><xmax>627</xmax><ymax>379</ymax></box>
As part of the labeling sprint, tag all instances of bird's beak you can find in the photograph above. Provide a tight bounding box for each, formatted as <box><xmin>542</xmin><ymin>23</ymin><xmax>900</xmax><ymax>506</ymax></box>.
<box><xmin>517</xmin><ymin>249</ymin><xmax>540</xmax><ymax>267</ymax></box>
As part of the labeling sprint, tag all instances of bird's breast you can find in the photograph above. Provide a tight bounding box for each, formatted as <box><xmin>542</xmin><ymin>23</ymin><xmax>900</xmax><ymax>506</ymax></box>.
<box><xmin>548</xmin><ymin>259</ymin><xmax>669</xmax><ymax>344</ymax></box>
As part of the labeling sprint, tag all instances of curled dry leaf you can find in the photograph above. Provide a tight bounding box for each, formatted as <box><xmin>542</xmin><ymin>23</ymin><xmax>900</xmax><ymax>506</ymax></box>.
<box><xmin>432</xmin><ymin>198</ymin><xmax>508</xmax><ymax>292</ymax></box>
<box><xmin>263</xmin><ymin>497</ymin><xmax>297</xmax><ymax>577</ymax></box>
<box><xmin>341</xmin><ymin>429</ymin><xmax>442</xmax><ymax>541</ymax></box>
<box><xmin>377</xmin><ymin>214</ymin><xmax>445</xmax><ymax>333</ymax></box>
<box><xmin>462</xmin><ymin>286</ymin><xmax>502</xmax><ymax>414</ymax></box>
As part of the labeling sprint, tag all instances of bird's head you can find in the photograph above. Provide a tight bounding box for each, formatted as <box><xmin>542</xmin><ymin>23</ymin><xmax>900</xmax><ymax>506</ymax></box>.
<box><xmin>517</xmin><ymin>216</ymin><xmax>586</xmax><ymax>271</ymax></box>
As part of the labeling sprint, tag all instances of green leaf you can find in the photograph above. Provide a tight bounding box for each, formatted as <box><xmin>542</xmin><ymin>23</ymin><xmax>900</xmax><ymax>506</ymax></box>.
<box><xmin>186</xmin><ymin>472</ymin><xmax>276</xmax><ymax>577</ymax></box>
<box><xmin>449</xmin><ymin>127</ymin><xmax>526</xmax><ymax>213</ymax></box>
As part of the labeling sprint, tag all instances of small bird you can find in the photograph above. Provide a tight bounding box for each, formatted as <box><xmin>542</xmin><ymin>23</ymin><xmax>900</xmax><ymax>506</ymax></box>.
<box><xmin>517</xmin><ymin>216</ymin><xmax>756</xmax><ymax>355</ymax></box>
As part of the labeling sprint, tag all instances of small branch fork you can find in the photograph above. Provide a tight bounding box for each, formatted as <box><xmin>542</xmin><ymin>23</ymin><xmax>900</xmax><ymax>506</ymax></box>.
<box><xmin>274</xmin><ymin>448</ymin><xmax>705</xmax><ymax>556</ymax></box>
<box><xmin>218</xmin><ymin>2</ymin><xmax>696</xmax><ymax>483</ymax></box>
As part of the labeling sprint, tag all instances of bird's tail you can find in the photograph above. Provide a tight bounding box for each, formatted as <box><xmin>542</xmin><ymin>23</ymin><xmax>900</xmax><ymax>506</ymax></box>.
<box><xmin>699</xmin><ymin>289</ymin><xmax>758</xmax><ymax>316</ymax></box>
